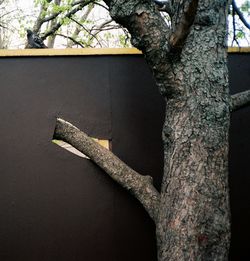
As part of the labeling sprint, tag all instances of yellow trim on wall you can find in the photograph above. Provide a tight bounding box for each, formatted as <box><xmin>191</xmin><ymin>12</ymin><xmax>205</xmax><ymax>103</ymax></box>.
<box><xmin>228</xmin><ymin>47</ymin><xmax>250</xmax><ymax>53</ymax></box>
<box><xmin>0</xmin><ymin>48</ymin><xmax>142</xmax><ymax>57</ymax></box>
<box><xmin>0</xmin><ymin>47</ymin><xmax>249</xmax><ymax>57</ymax></box>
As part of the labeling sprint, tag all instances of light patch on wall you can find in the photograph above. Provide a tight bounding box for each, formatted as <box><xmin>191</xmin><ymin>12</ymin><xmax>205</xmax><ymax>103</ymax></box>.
<box><xmin>52</xmin><ymin>139</ymin><xmax>110</xmax><ymax>159</ymax></box>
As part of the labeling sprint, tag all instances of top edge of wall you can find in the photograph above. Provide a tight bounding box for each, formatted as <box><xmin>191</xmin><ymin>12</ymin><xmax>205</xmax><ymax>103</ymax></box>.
<box><xmin>0</xmin><ymin>47</ymin><xmax>249</xmax><ymax>57</ymax></box>
<box><xmin>0</xmin><ymin>48</ymin><xmax>142</xmax><ymax>57</ymax></box>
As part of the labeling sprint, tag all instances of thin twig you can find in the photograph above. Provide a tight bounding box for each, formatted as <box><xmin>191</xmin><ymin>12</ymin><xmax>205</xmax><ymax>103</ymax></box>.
<box><xmin>70</xmin><ymin>17</ymin><xmax>103</xmax><ymax>46</ymax></box>
<box><xmin>55</xmin><ymin>33</ymin><xmax>85</xmax><ymax>47</ymax></box>
<box><xmin>67</xmin><ymin>4</ymin><xmax>94</xmax><ymax>48</ymax></box>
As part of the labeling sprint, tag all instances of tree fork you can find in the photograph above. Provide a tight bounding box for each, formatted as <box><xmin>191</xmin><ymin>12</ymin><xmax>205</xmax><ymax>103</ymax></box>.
<box><xmin>169</xmin><ymin>0</ymin><xmax>199</xmax><ymax>51</ymax></box>
<box><xmin>52</xmin><ymin>0</ymin><xmax>240</xmax><ymax>260</ymax></box>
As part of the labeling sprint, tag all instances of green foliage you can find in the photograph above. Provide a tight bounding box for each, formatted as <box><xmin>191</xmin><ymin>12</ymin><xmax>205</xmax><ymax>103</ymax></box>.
<box><xmin>228</xmin><ymin>0</ymin><xmax>250</xmax><ymax>46</ymax></box>
<box><xmin>66</xmin><ymin>0</ymin><xmax>74</xmax><ymax>4</ymax></box>
<box><xmin>60</xmin><ymin>16</ymin><xmax>71</xmax><ymax>25</ymax></box>
<box><xmin>240</xmin><ymin>1</ymin><xmax>250</xmax><ymax>12</ymax></box>
<box><xmin>50</xmin><ymin>1</ymin><xmax>71</xmax><ymax>13</ymax></box>
<box><xmin>119</xmin><ymin>34</ymin><xmax>131</xmax><ymax>48</ymax></box>
<box><xmin>236</xmin><ymin>30</ymin><xmax>245</xmax><ymax>39</ymax></box>
<box><xmin>34</xmin><ymin>0</ymin><xmax>49</xmax><ymax>8</ymax></box>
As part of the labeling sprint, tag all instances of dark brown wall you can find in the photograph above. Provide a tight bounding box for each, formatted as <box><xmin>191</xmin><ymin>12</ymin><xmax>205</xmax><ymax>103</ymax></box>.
<box><xmin>0</xmin><ymin>53</ymin><xmax>249</xmax><ymax>260</ymax></box>
<box><xmin>228</xmin><ymin>53</ymin><xmax>250</xmax><ymax>261</ymax></box>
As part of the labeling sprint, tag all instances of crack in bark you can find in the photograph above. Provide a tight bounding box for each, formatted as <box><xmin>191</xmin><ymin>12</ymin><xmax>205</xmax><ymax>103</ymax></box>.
<box><xmin>53</xmin><ymin>118</ymin><xmax>160</xmax><ymax>222</ymax></box>
<box><xmin>169</xmin><ymin>0</ymin><xmax>199</xmax><ymax>51</ymax></box>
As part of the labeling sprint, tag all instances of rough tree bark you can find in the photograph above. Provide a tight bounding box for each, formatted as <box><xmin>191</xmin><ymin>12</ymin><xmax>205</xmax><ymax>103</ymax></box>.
<box><xmin>54</xmin><ymin>0</ymin><xmax>250</xmax><ymax>260</ymax></box>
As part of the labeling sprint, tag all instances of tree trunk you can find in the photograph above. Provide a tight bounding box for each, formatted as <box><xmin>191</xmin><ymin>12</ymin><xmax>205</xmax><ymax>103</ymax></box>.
<box><xmin>106</xmin><ymin>1</ymin><xmax>231</xmax><ymax>260</ymax></box>
<box><xmin>157</xmin><ymin>45</ymin><xmax>230</xmax><ymax>260</ymax></box>
<box><xmin>155</xmin><ymin>3</ymin><xmax>231</xmax><ymax>260</ymax></box>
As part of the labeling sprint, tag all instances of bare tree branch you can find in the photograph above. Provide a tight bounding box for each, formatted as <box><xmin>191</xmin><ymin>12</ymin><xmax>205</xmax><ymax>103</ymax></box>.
<box><xmin>40</xmin><ymin>10</ymin><xmax>62</xmax><ymax>25</ymax></box>
<box><xmin>56</xmin><ymin>33</ymin><xmax>85</xmax><ymax>47</ymax></box>
<box><xmin>33</xmin><ymin>1</ymin><xmax>50</xmax><ymax>33</ymax></box>
<box><xmin>89</xmin><ymin>18</ymin><xmax>113</xmax><ymax>40</ymax></box>
<box><xmin>231</xmin><ymin>89</ymin><xmax>250</xmax><ymax>112</ymax></box>
<box><xmin>169</xmin><ymin>0</ymin><xmax>199</xmax><ymax>51</ymax></box>
<box><xmin>53</xmin><ymin>118</ymin><xmax>160</xmax><ymax>222</ymax></box>
<box><xmin>0</xmin><ymin>9</ymin><xmax>18</xmax><ymax>19</ymax></box>
<box><xmin>231</xmin><ymin>5</ymin><xmax>240</xmax><ymax>47</ymax></box>
<box><xmin>92</xmin><ymin>1</ymin><xmax>109</xmax><ymax>11</ymax></box>
<box><xmin>69</xmin><ymin>17</ymin><xmax>103</xmax><ymax>47</ymax></box>
<box><xmin>232</xmin><ymin>0</ymin><xmax>250</xmax><ymax>30</ymax></box>
<box><xmin>73</xmin><ymin>0</ymin><xmax>90</xmax><ymax>6</ymax></box>
<box><xmin>46</xmin><ymin>0</ymin><xmax>62</xmax><ymax>48</ymax></box>
<box><xmin>67</xmin><ymin>4</ymin><xmax>94</xmax><ymax>48</ymax></box>
<box><xmin>0</xmin><ymin>23</ymin><xmax>8</xmax><ymax>30</ymax></box>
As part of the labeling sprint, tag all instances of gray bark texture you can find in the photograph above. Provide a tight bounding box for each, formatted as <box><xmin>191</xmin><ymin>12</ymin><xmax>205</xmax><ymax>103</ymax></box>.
<box><xmin>106</xmin><ymin>1</ymin><xmax>231</xmax><ymax>260</ymax></box>
<box><xmin>53</xmin><ymin>0</ymin><xmax>250</xmax><ymax>260</ymax></box>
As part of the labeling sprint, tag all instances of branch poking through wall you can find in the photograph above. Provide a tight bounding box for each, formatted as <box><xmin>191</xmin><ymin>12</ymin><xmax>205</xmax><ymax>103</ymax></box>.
<box><xmin>53</xmin><ymin>118</ymin><xmax>160</xmax><ymax>222</ymax></box>
<box><xmin>231</xmin><ymin>89</ymin><xmax>250</xmax><ymax>112</ymax></box>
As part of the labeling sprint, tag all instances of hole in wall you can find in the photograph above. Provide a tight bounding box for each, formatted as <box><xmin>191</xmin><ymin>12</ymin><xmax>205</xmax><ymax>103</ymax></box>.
<box><xmin>52</xmin><ymin>138</ymin><xmax>110</xmax><ymax>159</ymax></box>
<box><xmin>52</xmin><ymin>117</ymin><xmax>110</xmax><ymax>158</ymax></box>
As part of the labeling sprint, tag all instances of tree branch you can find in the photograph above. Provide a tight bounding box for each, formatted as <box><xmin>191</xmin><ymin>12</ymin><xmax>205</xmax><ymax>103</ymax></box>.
<box><xmin>69</xmin><ymin>17</ymin><xmax>103</xmax><ymax>47</ymax></box>
<box><xmin>53</xmin><ymin>118</ymin><xmax>160</xmax><ymax>222</ymax></box>
<box><xmin>72</xmin><ymin>0</ymin><xmax>90</xmax><ymax>6</ymax></box>
<box><xmin>231</xmin><ymin>5</ymin><xmax>240</xmax><ymax>47</ymax></box>
<box><xmin>39</xmin><ymin>0</ymin><xmax>89</xmax><ymax>25</ymax></box>
<box><xmin>32</xmin><ymin>2</ymin><xmax>50</xmax><ymax>33</ymax></box>
<box><xmin>103</xmin><ymin>0</ymin><xmax>171</xmax><ymax>52</ymax></box>
<box><xmin>67</xmin><ymin>4</ymin><xmax>93</xmax><ymax>48</ymax></box>
<box><xmin>92</xmin><ymin>1</ymin><xmax>109</xmax><ymax>11</ymax></box>
<box><xmin>41</xmin><ymin>11</ymin><xmax>61</xmax><ymax>24</ymax></box>
<box><xmin>55</xmin><ymin>33</ymin><xmax>85</xmax><ymax>47</ymax></box>
<box><xmin>102</xmin><ymin>0</ymin><xmax>176</xmax><ymax>96</ymax></box>
<box><xmin>230</xmin><ymin>90</ymin><xmax>250</xmax><ymax>112</ymax></box>
<box><xmin>169</xmin><ymin>0</ymin><xmax>199</xmax><ymax>51</ymax></box>
<box><xmin>232</xmin><ymin>0</ymin><xmax>250</xmax><ymax>30</ymax></box>
<box><xmin>41</xmin><ymin>1</ymin><xmax>92</xmax><ymax>40</ymax></box>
